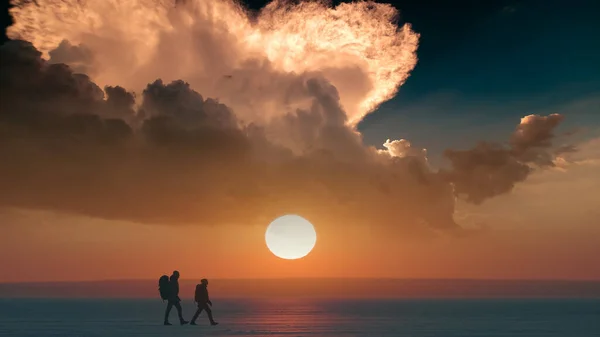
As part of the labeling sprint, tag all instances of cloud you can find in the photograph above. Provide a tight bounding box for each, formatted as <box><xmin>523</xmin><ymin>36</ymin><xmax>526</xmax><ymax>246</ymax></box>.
<box><xmin>442</xmin><ymin>142</ymin><xmax>531</xmax><ymax>204</ymax></box>
<box><xmin>0</xmin><ymin>1</ymin><xmax>578</xmax><ymax>233</ymax></box>
<box><xmin>441</xmin><ymin>114</ymin><xmax>568</xmax><ymax>205</ymax></box>
<box><xmin>382</xmin><ymin>139</ymin><xmax>427</xmax><ymax>160</ymax></box>
<box><xmin>0</xmin><ymin>40</ymin><xmax>461</xmax><ymax>232</ymax></box>
<box><xmin>510</xmin><ymin>114</ymin><xmax>565</xmax><ymax>165</ymax></box>
<box><xmin>48</xmin><ymin>40</ymin><xmax>96</xmax><ymax>75</ymax></box>
<box><xmin>455</xmin><ymin>136</ymin><xmax>600</xmax><ymax>230</ymax></box>
<box><xmin>0</xmin><ymin>40</ymin><xmax>575</xmax><ymax>232</ymax></box>
<box><xmin>7</xmin><ymin>0</ymin><xmax>419</xmax><ymax>125</ymax></box>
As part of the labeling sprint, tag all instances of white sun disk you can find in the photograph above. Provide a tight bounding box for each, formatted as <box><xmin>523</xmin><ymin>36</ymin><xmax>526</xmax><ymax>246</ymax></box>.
<box><xmin>265</xmin><ymin>215</ymin><xmax>317</xmax><ymax>260</ymax></box>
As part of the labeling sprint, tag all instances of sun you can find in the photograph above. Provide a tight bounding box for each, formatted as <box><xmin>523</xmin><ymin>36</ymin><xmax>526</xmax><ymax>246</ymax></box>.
<box><xmin>265</xmin><ymin>215</ymin><xmax>317</xmax><ymax>260</ymax></box>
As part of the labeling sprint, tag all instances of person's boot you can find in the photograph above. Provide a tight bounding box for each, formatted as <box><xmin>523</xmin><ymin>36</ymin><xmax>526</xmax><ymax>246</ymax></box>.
<box><xmin>190</xmin><ymin>311</ymin><xmax>200</xmax><ymax>325</ymax></box>
<box><xmin>180</xmin><ymin>319</ymin><xmax>189</xmax><ymax>325</ymax></box>
<box><xmin>163</xmin><ymin>321</ymin><xmax>172</xmax><ymax>326</ymax></box>
<box><xmin>207</xmin><ymin>311</ymin><xmax>218</xmax><ymax>326</ymax></box>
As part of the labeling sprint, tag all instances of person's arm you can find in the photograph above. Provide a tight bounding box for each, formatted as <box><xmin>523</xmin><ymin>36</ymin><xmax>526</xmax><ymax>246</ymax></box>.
<box><xmin>207</xmin><ymin>290</ymin><xmax>212</xmax><ymax>306</ymax></box>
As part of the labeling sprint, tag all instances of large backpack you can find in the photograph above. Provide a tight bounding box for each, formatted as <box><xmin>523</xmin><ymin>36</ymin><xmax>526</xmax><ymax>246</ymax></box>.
<box><xmin>158</xmin><ymin>275</ymin><xmax>170</xmax><ymax>300</ymax></box>
<box><xmin>194</xmin><ymin>284</ymin><xmax>202</xmax><ymax>303</ymax></box>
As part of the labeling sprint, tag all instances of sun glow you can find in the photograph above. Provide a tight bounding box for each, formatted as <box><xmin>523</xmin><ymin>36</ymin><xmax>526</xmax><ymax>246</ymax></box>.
<box><xmin>265</xmin><ymin>215</ymin><xmax>317</xmax><ymax>260</ymax></box>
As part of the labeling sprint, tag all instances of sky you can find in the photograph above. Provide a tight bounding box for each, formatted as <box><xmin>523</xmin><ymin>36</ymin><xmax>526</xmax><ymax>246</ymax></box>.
<box><xmin>357</xmin><ymin>0</ymin><xmax>600</xmax><ymax>161</ymax></box>
<box><xmin>0</xmin><ymin>0</ymin><xmax>599</xmax><ymax>284</ymax></box>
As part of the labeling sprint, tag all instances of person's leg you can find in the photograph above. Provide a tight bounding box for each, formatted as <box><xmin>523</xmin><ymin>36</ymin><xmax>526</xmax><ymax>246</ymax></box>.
<box><xmin>204</xmin><ymin>304</ymin><xmax>218</xmax><ymax>325</ymax></box>
<box><xmin>164</xmin><ymin>301</ymin><xmax>173</xmax><ymax>325</ymax></box>
<box><xmin>174</xmin><ymin>301</ymin><xmax>188</xmax><ymax>324</ymax></box>
<box><xmin>190</xmin><ymin>305</ymin><xmax>204</xmax><ymax>324</ymax></box>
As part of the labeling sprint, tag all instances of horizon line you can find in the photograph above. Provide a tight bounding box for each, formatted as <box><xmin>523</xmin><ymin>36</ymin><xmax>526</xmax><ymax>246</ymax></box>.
<box><xmin>3</xmin><ymin>277</ymin><xmax>600</xmax><ymax>285</ymax></box>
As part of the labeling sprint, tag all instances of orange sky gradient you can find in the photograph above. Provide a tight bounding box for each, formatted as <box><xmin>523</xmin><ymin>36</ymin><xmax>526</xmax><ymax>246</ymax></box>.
<box><xmin>2</xmin><ymin>196</ymin><xmax>599</xmax><ymax>284</ymax></box>
<box><xmin>1</xmin><ymin>0</ymin><xmax>600</xmax><ymax>287</ymax></box>
<box><xmin>3</xmin><ymin>139</ymin><xmax>600</xmax><ymax>283</ymax></box>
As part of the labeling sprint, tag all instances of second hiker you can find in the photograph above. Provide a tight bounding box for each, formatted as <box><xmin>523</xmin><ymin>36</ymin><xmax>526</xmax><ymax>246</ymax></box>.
<box><xmin>190</xmin><ymin>278</ymin><xmax>218</xmax><ymax>326</ymax></box>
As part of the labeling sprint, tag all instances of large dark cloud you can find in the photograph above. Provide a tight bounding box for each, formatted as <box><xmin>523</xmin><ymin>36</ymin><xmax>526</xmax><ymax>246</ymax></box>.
<box><xmin>442</xmin><ymin>114</ymin><xmax>568</xmax><ymax>204</ymax></box>
<box><xmin>0</xmin><ymin>40</ymin><xmax>569</xmax><ymax>232</ymax></box>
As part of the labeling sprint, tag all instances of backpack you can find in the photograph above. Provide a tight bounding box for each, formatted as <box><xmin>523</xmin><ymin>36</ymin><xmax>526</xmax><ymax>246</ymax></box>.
<box><xmin>194</xmin><ymin>284</ymin><xmax>202</xmax><ymax>303</ymax></box>
<box><xmin>158</xmin><ymin>275</ymin><xmax>170</xmax><ymax>300</ymax></box>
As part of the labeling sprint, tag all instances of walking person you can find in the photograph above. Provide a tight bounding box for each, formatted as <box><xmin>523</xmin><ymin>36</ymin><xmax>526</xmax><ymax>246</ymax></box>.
<box><xmin>161</xmin><ymin>270</ymin><xmax>188</xmax><ymax>325</ymax></box>
<box><xmin>190</xmin><ymin>279</ymin><xmax>218</xmax><ymax>326</ymax></box>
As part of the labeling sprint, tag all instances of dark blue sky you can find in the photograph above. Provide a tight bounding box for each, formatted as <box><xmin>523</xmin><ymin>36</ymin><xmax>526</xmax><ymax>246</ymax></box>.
<box><xmin>2</xmin><ymin>0</ymin><xmax>599</xmax><ymax>166</ymax></box>
<box><xmin>363</xmin><ymin>1</ymin><xmax>600</xmax><ymax>159</ymax></box>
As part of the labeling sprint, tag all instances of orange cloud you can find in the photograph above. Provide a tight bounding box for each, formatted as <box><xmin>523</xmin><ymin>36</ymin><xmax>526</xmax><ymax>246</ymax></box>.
<box><xmin>0</xmin><ymin>39</ymin><xmax>573</xmax><ymax>234</ymax></box>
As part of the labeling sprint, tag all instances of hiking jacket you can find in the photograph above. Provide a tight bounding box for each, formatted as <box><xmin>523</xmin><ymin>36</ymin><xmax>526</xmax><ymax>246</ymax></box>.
<box><xmin>196</xmin><ymin>285</ymin><xmax>210</xmax><ymax>303</ymax></box>
<box><xmin>169</xmin><ymin>276</ymin><xmax>180</xmax><ymax>299</ymax></box>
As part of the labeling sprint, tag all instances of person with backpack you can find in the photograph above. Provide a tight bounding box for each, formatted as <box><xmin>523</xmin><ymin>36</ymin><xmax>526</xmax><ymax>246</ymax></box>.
<box><xmin>159</xmin><ymin>270</ymin><xmax>188</xmax><ymax>326</ymax></box>
<box><xmin>190</xmin><ymin>278</ymin><xmax>218</xmax><ymax>326</ymax></box>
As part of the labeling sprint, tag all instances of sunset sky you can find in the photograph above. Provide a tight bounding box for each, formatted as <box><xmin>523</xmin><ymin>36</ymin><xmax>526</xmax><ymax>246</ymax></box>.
<box><xmin>1</xmin><ymin>0</ymin><xmax>599</xmax><ymax>284</ymax></box>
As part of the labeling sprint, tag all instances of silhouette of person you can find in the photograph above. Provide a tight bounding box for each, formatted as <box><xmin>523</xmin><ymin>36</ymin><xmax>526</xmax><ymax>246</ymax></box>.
<box><xmin>190</xmin><ymin>279</ymin><xmax>218</xmax><ymax>326</ymax></box>
<box><xmin>164</xmin><ymin>270</ymin><xmax>189</xmax><ymax>325</ymax></box>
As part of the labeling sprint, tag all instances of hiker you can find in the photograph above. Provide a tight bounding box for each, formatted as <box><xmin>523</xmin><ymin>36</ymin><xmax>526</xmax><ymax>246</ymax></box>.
<box><xmin>160</xmin><ymin>270</ymin><xmax>188</xmax><ymax>325</ymax></box>
<box><xmin>190</xmin><ymin>278</ymin><xmax>218</xmax><ymax>326</ymax></box>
